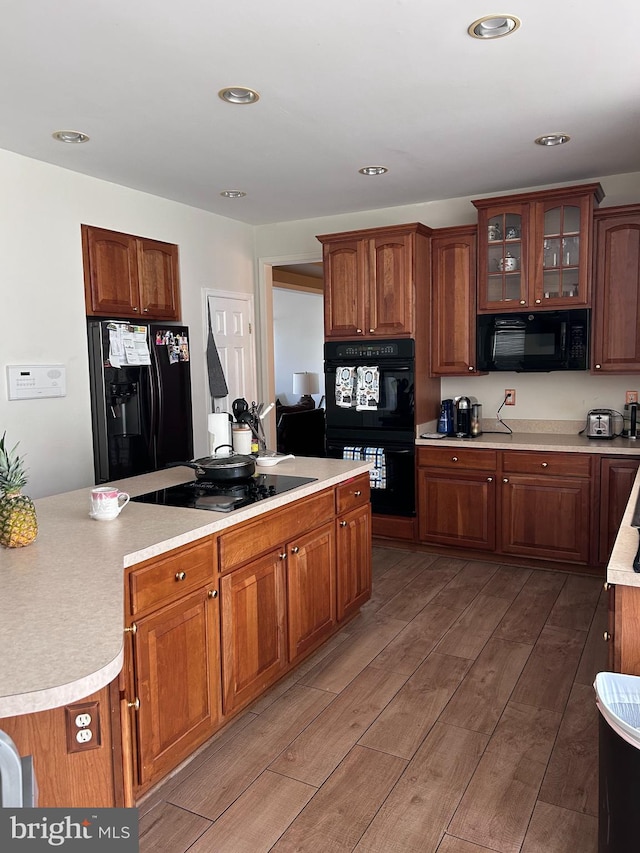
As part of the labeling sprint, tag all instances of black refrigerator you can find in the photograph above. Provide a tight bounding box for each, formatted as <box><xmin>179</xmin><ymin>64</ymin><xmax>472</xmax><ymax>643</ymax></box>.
<box><xmin>88</xmin><ymin>320</ymin><xmax>193</xmax><ymax>484</ymax></box>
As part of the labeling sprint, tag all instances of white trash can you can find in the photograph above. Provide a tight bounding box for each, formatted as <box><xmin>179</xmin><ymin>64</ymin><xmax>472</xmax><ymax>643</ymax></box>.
<box><xmin>595</xmin><ymin>672</ymin><xmax>640</xmax><ymax>853</ymax></box>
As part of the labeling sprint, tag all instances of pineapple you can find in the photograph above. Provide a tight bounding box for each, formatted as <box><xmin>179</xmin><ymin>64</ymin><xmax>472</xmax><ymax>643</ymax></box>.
<box><xmin>0</xmin><ymin>432</ymin><xmax>38</xmax><ymax>548</ymax></box>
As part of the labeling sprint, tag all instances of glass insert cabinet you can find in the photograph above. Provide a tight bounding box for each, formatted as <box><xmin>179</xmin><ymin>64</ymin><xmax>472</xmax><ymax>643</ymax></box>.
<box><xmin>473</xmin><ymin>183</ymin><xmax>604</xmax><ymax>312</ymax></box>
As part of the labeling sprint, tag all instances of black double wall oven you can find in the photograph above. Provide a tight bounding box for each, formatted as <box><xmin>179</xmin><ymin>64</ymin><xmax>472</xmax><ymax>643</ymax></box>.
<box><xmin>324</xmin><ymin>339</ymin><xmax>416</xmax><ymax>518</ymax></box>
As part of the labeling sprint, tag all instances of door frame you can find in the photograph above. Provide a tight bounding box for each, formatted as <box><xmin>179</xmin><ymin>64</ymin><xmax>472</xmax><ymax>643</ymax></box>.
<box><xmin>257</xmin><ymin>252</ymin><xmax>322</xmax><ymax>446</ymax></box>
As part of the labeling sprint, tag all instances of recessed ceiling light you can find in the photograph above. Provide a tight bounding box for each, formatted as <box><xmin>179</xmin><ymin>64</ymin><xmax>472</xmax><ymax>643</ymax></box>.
<box><xmin>358</xmin><ymin>166</ymin><xmax>388</xmax><ymax>176</ymax></box>
<box><xmin>468</xmin><ymin>15</ymin><xmax>521</xmax><ymax>39</ymax></box>
<box><xmin>535</xmin><ymin>133</ymin><xmax>571</xmax><ymax>146</ymax></box>
<box><xmin>218</xmin><ymin>87</ymin><xmax>260</xmax><ymax>105</ymax></box>
<box><xmin>52</xmin><ymin>130</ymin><xmax>90</xmax><ymax>144</ymax></box>
<box><xmin>220</xmin><ymin>190</ymin><xmax>247</xmax><ymax>198</ymax></box>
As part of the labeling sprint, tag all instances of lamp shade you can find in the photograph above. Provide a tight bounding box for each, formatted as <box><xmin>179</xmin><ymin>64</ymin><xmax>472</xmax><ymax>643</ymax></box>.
<box><xmin>293</xmin><ymin>372</ymin><xmax>319</xmax><ymax>396</ymax></box>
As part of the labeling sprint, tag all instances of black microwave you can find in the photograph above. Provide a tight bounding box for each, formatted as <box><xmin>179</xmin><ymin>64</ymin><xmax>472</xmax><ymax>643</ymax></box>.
<box><xmin>477</xmin><ymin>309</ymin><xmax>590</xmax><ymax>372</ymax></box>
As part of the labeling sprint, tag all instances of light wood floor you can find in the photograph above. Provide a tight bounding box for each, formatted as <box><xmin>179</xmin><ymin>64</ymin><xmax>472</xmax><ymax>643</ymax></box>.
<box><xmin>138</xmin><ymin>546</ymin><xmax>606</xmax><ymax>852</ymax></box>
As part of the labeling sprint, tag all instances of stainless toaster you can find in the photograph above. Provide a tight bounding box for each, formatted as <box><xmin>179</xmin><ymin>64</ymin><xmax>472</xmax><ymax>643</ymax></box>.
<box><xmin>586</xmin><ymin>409</ymin><xmax>615</xmax><ymax>439</ymax></box>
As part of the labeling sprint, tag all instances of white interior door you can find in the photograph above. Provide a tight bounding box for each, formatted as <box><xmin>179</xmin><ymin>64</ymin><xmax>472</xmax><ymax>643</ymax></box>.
<box><xmin>207</xmin><ymin>292</ymin><xmax>257</xmax><ymax>415</ymax></box>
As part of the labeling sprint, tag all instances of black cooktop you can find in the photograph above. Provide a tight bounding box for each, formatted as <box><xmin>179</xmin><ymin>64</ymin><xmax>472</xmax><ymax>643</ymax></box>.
<box><xmin>131</xmin><ymin>473</ymin><xmax>317</xmax><ymax>513</ymax></box>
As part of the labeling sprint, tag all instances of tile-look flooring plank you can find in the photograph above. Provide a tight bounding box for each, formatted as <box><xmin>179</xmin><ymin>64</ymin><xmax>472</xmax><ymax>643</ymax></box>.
<box><xmin>167</xmin><ymin>684</ymin><xmax>334</xmax><ymax>820</ymax></box>
<box><xmin>439</xmin><ymin>637</ymin><xmax>533</xmax><ymax>734</ymax></box>
<box><xmin>447</xmin><ymin>702</ymin><xmax>562</xmax><ymax>853</ymax></box>
<box><xmin>520</xmin><ymin>801</ymin><xmax>598</xmax><ymax>853</ymax></box>
<box><xmin>537</xmin><ymin>682</ymin><xmax>599</xmax><ymax>816</ymax></box>
<box><xmin>354</xmin><ymin>722</ymin><xmax>488</xmax><ymax>853</ymax></box>
<box><xmin>140</xmin><ymin>548</ymin><xmax>600</xmax><ymax>853</ymax></box>
<box><xmin>269</xmin><ymin>666</ymin><xmax>407</xmax><ymax>786</ymax></box>
<box><xmin>359</xmin><ymin>652</ymin><xmax>472</xmax><ymax>759</ymax></box>
<box><xmin>376</xmin><ymin>563</ymin><xmax>461</xmax><ymax>622</ymax></box>
<box><xmin>435</xmin><ymin>593</ymin><xmax>511</xmax><ymax>660</ymax></box>
<box><xmin>271</xmin><ymin>746</ymin><xmax>407</xmax><ymax>852</ymax></box>
<box><xmin>187</xmin><ymin>770</ymin><xmax>315</xmax><ymax>853</ymax></box>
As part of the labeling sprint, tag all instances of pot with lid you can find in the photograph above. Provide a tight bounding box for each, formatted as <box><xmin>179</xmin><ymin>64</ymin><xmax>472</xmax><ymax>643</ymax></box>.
<box><xmin>179</xmin><ymin>451</ymin><xmax>256</xmax><ymax>482</ymax></box>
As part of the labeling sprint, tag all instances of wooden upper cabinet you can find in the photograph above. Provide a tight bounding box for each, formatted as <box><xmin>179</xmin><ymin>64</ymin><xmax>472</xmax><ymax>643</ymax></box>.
<box><xmin>474</xmin><ymin>183</ymin><xmax>603</xmax><ymax>312</ymax></box>
<box><xmin>318</xmin><ymin>223</ymin><xmax>430</xmax><ymax>339</ymax></box>
<box><xmin>592</xmin><ymin>205</ymin><xmax>640</xmax><ymax>373</ymax></box>
<box><xmin>430</xmin><ymin>225</ymin><xmax>480</xmax><ymax>375</ymax></box>
<box><xmin>82</xmin><ymin>224</ymin><xmax>181</xmax><ymax>320</ymax></box>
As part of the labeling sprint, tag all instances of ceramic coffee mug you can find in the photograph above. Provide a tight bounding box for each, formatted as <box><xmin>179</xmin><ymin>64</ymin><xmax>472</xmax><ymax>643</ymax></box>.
<box><xmin>90</xmin><ymin>486</ymin><xmax>130</xmax><ymax>520</ymax></box>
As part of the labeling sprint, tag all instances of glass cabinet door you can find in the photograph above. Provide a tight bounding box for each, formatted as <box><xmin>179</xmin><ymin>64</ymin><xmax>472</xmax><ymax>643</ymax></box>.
<box><xmin>478</xmin><ymin>203</ymin><xmax>529</xmax><ymax>310</ymax></box>
<box><xmin>533</xmin><ymin>193</ymin><xmax>593</xmax><ymax>307</ymax></box>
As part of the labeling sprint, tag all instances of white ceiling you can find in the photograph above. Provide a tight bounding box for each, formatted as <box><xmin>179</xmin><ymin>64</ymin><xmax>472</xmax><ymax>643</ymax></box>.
<box><xmin>2</xmin><ymin>1</ymin><xmax>639</xmax><ymax>226</ymax></box>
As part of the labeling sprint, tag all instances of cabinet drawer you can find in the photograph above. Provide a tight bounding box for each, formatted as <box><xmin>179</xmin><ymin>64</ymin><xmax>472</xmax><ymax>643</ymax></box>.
<box><xmin>336</xmin><ymin>474</ymin><xmax>370</xmax><ymax>514</ymax></box>
<box><xmin>219</xmin><ymin>489</ymin><xmax>335</xmax><ymax>572</ymax></box>
<box><xmin>417</xmin><ymin>446</ymin><xmax>497</xmax><ymax>471</ymax></box>
<box><xmin>128</xmin><ymin>538</ymin><xmax>216</xmax><ymax>616</ymax></box>
<box><xmin>502</xmin><ymin>451</ymin><xmax>592</xmax><ymax>478</ymax></box>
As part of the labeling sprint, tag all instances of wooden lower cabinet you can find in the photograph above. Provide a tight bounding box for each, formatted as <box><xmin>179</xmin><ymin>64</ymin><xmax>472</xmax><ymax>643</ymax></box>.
<box><xmin>336</xmin><ymin>503</ymin><xmax>372</xmax><ymax>621</ymax></box>
<box><xmin>287</xmin><ymin>522</ymin><xmax>336</xmax><ymax>661</ymax></box>
<box><xmin>220</xmin><ymin>552</ymin><xmax>287</xmax><ymax>716</ymax></box>
<box><xmin>417</xmin><ymin>446</ymin><xmax>606</xmax><ymax>566</ymax></box>
<box><xmin>599</xmin><ymin>457</ymin><xmax>640</xmax><ymax>564</ymax></box>
<box><xmin>130</xmin><ymin>587</ymin><xmax>220</xmax><ymax>788</ymax></box>
<box><xmin>610</xmin><ymin>583</ymin><xmax>640</xmax><ymax>675</ymax></box>
<box><xmin>500</xmin><ymin>474</ymin><xmax>591</xmax><ymax>563</ymax></box>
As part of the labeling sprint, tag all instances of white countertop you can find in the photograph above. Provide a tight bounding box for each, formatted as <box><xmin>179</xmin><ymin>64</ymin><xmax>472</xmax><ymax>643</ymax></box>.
<box><xmin>416</xmin><ymin>431</ymin><xmax>640</xmax><ymax>455</ymax></box>
<box><xmin>0</xmin><ymin>457</ymin><xmax>370</xmax><ymax>718</ymax></box>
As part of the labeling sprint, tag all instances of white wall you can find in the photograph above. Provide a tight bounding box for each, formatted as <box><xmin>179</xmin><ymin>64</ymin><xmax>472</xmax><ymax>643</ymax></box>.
<box><xmin>273</xmin><ymin>289</ymin><xmax>324</xmax><ymax>405</ymax></box>
<box><xmin>0</xmin><ymin>149</ymin><xmax>255</xmax><ymax>498</ymax></box>
<box><xmin>256</xmin><ymin>171</ymin><xmax>640</xmax><ymax>424</ymax></box>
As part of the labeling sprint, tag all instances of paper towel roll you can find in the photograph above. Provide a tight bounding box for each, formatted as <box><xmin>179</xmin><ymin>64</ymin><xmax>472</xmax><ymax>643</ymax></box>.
<box><xmin>208</xmin><ymin>413</ymin><xmax>231</xmax><ymax>456</ymax></box>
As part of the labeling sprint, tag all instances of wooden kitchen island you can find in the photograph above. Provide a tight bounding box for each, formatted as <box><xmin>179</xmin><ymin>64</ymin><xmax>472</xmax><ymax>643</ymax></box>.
<box><xmin>0</xmin><ymin>457</ymin><xmax>371</xmax><ymax>807</ymax></box>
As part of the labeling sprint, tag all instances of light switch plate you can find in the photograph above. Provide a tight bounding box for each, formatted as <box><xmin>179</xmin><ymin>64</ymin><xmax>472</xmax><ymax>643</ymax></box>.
<box><xmin>6</xmin><ymin>365</ymin><xmax>66</xmax><ymax>400</ymax></box>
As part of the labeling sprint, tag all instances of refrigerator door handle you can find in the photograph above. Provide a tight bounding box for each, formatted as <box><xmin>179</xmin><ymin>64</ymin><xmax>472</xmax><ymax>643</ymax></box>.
<box><xmin>146</xmin><ymin>359</ymin><xmax>158</xmax><ymax>469</ymax></box>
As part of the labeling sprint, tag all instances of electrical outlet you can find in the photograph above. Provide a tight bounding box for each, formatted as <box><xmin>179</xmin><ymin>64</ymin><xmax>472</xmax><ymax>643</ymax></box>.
<box><xmin>626</xmin><ymin>391</ymin><xmax>638</xmax><ymax>404</ymax></box>
<box><xmin>505</xmin><ymin>389</ymin><xmax>516</xmax><ymax>405</ymax></box>
<box><xmin>65</xmin><ymin>701</ymin><xmax>101</xmax><ymax>752</ymax></box>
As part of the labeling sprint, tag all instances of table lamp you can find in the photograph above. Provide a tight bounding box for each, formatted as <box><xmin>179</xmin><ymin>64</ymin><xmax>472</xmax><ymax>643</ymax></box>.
<box><xmin>293</xmin><ymin>372</ymin><xmax>319</xmax><ymax>406</ymax></box>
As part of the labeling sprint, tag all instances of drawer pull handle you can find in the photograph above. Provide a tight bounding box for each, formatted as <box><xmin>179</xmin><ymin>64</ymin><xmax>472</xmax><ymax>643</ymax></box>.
<box><xmin>354</xmin><ymin>490</ymin><xmax>362</xmax><ymax>497</ymax></box>
<box><xmin>175</xmin><ymin>571</ymin><xmax>186</xmax><ymax>581</ymax></box>
<box><xmin>604</xmin><ymin>631</ymin><xmax>612</xmax><ymax>642</ymax></box>
<box><xmin>541</xmin><ymin>462</ymin><xmax>548</xmax><ymax>468</ymax></box>
<box><xmin>208</xmin><ymin>589</ymin><xmax>218</xmax><ymax>599</ymax></box>
<box><xmin>124</xmin><ymin>624</ymin><xmax>137</xmax><ymax>635</ymax></box>
<box><xmin>340</xmin><ymin>520</ymin><xmax>348</xmax><ymax>527</ymax></box>
<box><xmin>127</xmin><ymin>698</ymin><xmax>140</xmax><ymax>710</ymax></box>
<box><xmin>291</xmin><ymin>546</ymin><xmax>299</xmax><ymax>554</ymax></box>
<box><xmin>452</xmin><ymin>456</ymin><xmax>458</xmax><ymax>462</ymax></box>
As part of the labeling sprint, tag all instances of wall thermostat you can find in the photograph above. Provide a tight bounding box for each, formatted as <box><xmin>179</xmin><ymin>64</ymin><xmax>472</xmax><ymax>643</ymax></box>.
<box><xmin>6</xmin><ymin>365</ymin><xmax>67</xmax><ymax>400</ymax></box>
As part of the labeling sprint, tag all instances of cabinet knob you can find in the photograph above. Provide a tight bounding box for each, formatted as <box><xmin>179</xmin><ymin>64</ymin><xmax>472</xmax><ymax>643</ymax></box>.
<box><xmin>124</xmin><ymin>623</ymin><xmax>137</xmax><ymax>635</ymax></box>
<box><xmin>175</xmin><ymin>571</ymin><xmax>186</xmax><ymax>581</ymax></box>
<box><xmin>356</xmin><ymin>328</ymin><xmax>363</xmax><ymax>334</ymax></box>
<box><xmin>143</xmin><ymin>308</ymin><xmax>149</xmax><ymax>313</ymax></box>
<box><xmin>503</xmin><ymin>477</ymin><xmax>509</xmax><ymax>483</ymax></box>
<box><xmin>541</xmin><ymin>462</ymin><xmax>548</xmax><ymax>468</ymax></box>
<box><xmin>603</xmin><ymin>581</ymin><xmax>612</xmax><ymax>591</ymax></box>
<box><xmin>127</xmin><ymin>698</ymin><xmax>140</xmax><ymax>710</ymax></box>
<box><xmin>354</xmin><ymin>490</ymin><xmax>362</xmax><ymax>497</ymax></box>
<box><xmin>291</xmin><ymin>546</ymin><xmax>299</xmax><ymax>554</ymax></box>
<box><xmin>279</xmin><ymin>552</ymin><xmax>287</xmax><ymax>560</ymax></box>
<box><xmin>451</xmin><ymin>456</ymin><xmax>458</xmax><ymax>462</ymax></box>
<box><xmin>133</xmin><ymin>307</ymin><xmax>139</xmax><ymax>312</ymax></box>
<box><xmin>208</xmin><ymin>589</ymin><xmax>218</xmax><ymax>599</ymax></box>
<box><xmin>487</xmin><ymin>477</ymin><xmax>493</xmax><ymax>482</ymax></box>
<box><xmin>604</xmin><ymin>631</ymin><xmax>612</xmax><ymax>642</ymax></box>
<box><xmin>468</xmin><ymin>366</ymin><xmax>475</xmax><ymax>371</ymax></box>
<box><xmin>595</xmin><ymin>364</ymin><xmax>601</xmax><ymax>370</ymax></box>
<box><xmin>519</xmin><ymin>300</ymin><xmax>526</xmax><ymax>305</ymax></box>
<box><xmin>535</xmin><ymin>299</ymin><xmax>541</xmax><ymax>304</ymax></box>
<box><xmin>340</xmin><ymin>520</ymin><xmax>348</xmax><ymax>527</ymax></box>
<box><xmin>369</xmin><ymin>329</ymin><xmax>375</xmax><ymax>334</ymax></box>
